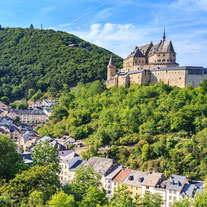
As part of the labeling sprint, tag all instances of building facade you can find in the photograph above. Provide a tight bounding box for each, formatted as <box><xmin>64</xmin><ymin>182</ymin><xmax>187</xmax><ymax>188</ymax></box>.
<box><xmin>13</xmin><ymin>110</ymin><xmax>46</xmax><ymax>124</ymax></box>
<box><xmin>106</xmin><ymin>31</ymin><xmax>207</xmax><ymax>88</ymax></box>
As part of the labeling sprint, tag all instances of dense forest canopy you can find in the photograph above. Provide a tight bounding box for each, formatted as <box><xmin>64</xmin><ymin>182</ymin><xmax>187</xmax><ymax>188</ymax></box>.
<box><xmin>0</xmin><ymin>27</ymin><xmax>123</xmax><ymax>102</ymax></box>
<box><xmin>39</xmin><ymin>81</ymin><xmax>207</xmax><ymax>179</ymax></box>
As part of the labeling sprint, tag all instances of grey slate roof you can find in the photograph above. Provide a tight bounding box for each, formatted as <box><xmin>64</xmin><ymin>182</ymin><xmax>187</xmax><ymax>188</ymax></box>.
<box><xmin>105</xmin><ymin>165</ymin><xmax>123</xmax><ymax>179</ymax></box>
<box><xmin>158</xmin><ymin>40</ymin><xmax>175</xmax><ymax>53</ymax></box>
<box><xmin>127</xmin><ymin>47</ymin><xmax>145</xmax><ymax>58</ymax></box>
<box><xmin>166</xmin><ymin>175</ymin><xmax>188</xmax><ymax>191</ymax></box>
<box><xmin>148</xmin><ymin>41</ymin><xmax>162</xmax><ymax>56</ymax></box>
<box><xmin>150</xmin><ymin>66</ymin><xmax>204</xmax><ymax>72</ymax></box>
<box><xmin>122</xmin><ymin>70</ymin><xmax>144</xmax><ymax>78</ymax></box>
<box><xmin>122</xmin><ymin>170</ymin><xmax>148</xmax><ymax>187</ymax></box>
<box><xmin>180</xmin><ymin>184</ymin><xmax>195</xmax><ymax>196</ymax></box>
<box><xmin>108</xmin><ymin>55</ymin><xmax>114</xmax><ymax>66</ymax></box>
<box><xmin>139</xmin><ymin>43</ymin><xmax>153</xmax><ymax>56</ymax></box>
<box><xmin>15</xmin><ymin>110</ymin><xmax>46</xmax><ymax>115</ymax></box>
<box><xmin>60</xmin><ymin>152</ymin><xmax>79</xmax><ymax>163</ymax></box>
<box><xmin>84</xmin><ymin>157</ymin><xmax>117</xmax><ymax>176</ymax></box>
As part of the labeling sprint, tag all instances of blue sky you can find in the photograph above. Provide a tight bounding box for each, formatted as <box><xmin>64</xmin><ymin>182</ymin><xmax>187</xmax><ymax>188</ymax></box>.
<box><xmin>0</xmin><ymin>0</ymin><xmax>207</xmax><ymax>66</ymax></box>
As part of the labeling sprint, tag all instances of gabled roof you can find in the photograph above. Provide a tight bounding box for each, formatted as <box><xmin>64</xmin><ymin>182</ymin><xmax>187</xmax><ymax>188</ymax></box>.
<box><xmin>157</xmin><ymin>40</ymin><xmax>175</xmax><ymax>53</ymax></box>
<box><xmin>139</xmin><ymin>42</ymin><xmax>153</xmax><ymax>56</ymax></box>
<box><xmin>60</xmin><ymin>152</ymin><xmax>79</xmax><ymax>163</ymax></box>
<box><xmin>15</xmin><ymin>110</ymin><xmax>46</xmax><ymax>115</ymax></box>
<box><xmin>127</xmin><ymin>47</ymin><xmax>145</xmax><ymax>58</ymax></box>
<box><xmin>105</xmin><ymin>165</ymin><xmax>123</xmax><ymax>179</ymax></box>
<box><xmin>180</xmin><ymin>184</ymin><xmax>195</xmax><ymax>197</ymax></box>
<box><xmin>142</xmin><ymin>172</ymin><xmax>164</xmax><ymax>187</ymax></box>
<box><xmin>84</xmin><ymin>157</ymin><xmax>117</xmax><ymax>176</ymax></box>
<box><xmin>59</xmin><ymin>150</ymin><xmax>73</xmax><ymax>157</ymax></box>
<box><xmin>166</xmin><ymin>175</ymin><xmax>188</xmax><ymax>191</ymax></box>
<box><xmin>113</xmin><ymin>168</ymin><xmax>131</xmax><ymax>183</ymax></box>
<box><xmin>148</xmin><ymin>41</ymin><xmax>162</xmax><ymax>56</ymax></box>
<box><xmin>123</xmin><ymin>170</ymin><xmax>148</xmax><ymax>187</ymax></box>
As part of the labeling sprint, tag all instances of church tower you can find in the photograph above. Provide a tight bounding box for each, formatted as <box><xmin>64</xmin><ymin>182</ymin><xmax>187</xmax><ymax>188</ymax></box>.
<box><xmin>107</xmin><ymin>55</ymin><xmax>116</xmax><ymax>80</ymax></box>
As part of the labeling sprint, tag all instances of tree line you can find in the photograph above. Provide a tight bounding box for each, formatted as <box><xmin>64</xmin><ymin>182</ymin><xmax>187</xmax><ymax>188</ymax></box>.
<box><xmin>39</xmin><ymin>81</ymin><xmax>207</xmax><ymax>180</ymax></box>
<box><xmin>0</xmin><ymin>27</ymin><xmax>122</xmax><ymax>102</ymax></box>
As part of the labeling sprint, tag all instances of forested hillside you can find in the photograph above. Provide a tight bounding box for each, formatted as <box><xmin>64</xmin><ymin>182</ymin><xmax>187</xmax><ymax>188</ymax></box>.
<box><xmin>0</xmin><ymin>27</ymin><xmax>122</xmax><ymax>102</ymax></box>
<box><xmin>39</xmin><ymin>81</ymin><xmax>207</xmax><ymax>179</ymax></box>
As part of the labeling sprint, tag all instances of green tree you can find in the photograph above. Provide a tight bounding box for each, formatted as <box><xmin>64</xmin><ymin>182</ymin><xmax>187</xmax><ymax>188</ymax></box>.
<box><xmin>200</xmin><ymin>79</ymin><xmax>207</xmax><ymax>93</ymax></box>
<box><xmin>32</xmin><ymin>139</ymin><xmax>60</xmax><ymax>173</ymax></box>
<box><xmin>63</xmin><ymin>165</ymin><xmax>102</xmax><ymax>202</ymax></box>
<box><xmin>139</xmin><ymin>193</ymin><xmax>164</xmax><ymax>207</ymax></box>
<box><xmin>108</xmin><ymin>184</ymin><xmax>137</xmax><ymax>207</ymax></box>
<box><xmin>48</xmin><ymin>191</ymin><xmax>76</xmax><ymax>207</ymax></box>
<box><xmin>1</xmin><ymin>96</ymin><xmax>10</xmax><ymax>105</ymax></box>
<box><xmin>0</xmin><ymin>135</ymin><xmax>23</xmax><ymax>180</ymax></box>
<box><xmin>0</xmin><ymin>165</ymin><xmax>61</xmax><ymax>205</ymax></box>
<box><xmin>28</xmin><ymin>191</ymin><xmax>44</xmax><ymax>207</ymax></box>
<box><xmin>0</xmin><ymin>193</ymin><xmax>13</xmax><ymax>207</ymax></box>
<box><xmin>80</xmin><ymin>186</ymin><xmax>108</xmax><ymax>207</ymax></box>
<box><xmin>172</xmin><ymin>197</ymin><xmax>191</xmax><ymax>207</ymax></box>
<box><xmin>192</xmin><ymin>192</ymin><xmax>207</xmax><ymax>207</ymax></box>
<box><xmin>28</xmin><ymin>88</ymin><xmax>36</xmax><ymax>99</ymax></box>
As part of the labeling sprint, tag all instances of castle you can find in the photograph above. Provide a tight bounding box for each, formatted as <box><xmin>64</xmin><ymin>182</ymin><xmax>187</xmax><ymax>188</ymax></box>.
<box><xmin>106</xmin><ymin>30</ymin><xmax>207</xmax><ymax>88</ymax></box>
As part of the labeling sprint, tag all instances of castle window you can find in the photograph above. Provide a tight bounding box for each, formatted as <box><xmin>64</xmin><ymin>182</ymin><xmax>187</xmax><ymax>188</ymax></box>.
<box><xmin>179</xmin><ymin>77</ymin><xmax>181</xmax><ymax>79</ymax></box>
<box><xmin>163</xmin><ymin>54</ymin><xmax>165</xmax><ymax>56</ymax></box>
<box><xmin>158</xmin><ymin>54</ymin><xmax>160</xmax><ymax>57</ymax></box>
<box><xmin>170</xmin><ymin>59</ymin><xmax>172</xmax><ymax>62</ymax></box>
<box><xmin>162</xmin><ymin>59</ymin><xmax>165</xmax><ymax>62</ymax></box>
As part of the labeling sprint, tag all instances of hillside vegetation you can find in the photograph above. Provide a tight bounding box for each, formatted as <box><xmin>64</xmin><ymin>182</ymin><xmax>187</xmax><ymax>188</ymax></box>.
<box><xmin>0</xmin><ymin>27</ymin><xmax>122</xmax><ymax>102</ymax></box>
<box><xmin>39</xmin><ymin>81</ymin><xmax>207</xmax><ymax>179</ymax></box>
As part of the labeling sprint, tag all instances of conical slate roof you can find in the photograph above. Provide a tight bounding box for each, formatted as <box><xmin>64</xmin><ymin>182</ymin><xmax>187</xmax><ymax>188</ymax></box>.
<box><xmin>108</xmin><ymin>55</ymin><xmax>114</xmax><ymax>66</ymax></box>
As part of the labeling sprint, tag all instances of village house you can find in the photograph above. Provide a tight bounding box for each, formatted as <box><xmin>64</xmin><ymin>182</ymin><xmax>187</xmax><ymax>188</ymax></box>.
<box><xmin>59</xmin><ymin>152</ymin><xmax>83</xmax><ymax>185</ymax></box>
<box><xmin>28</xmin><ymin>101</ymin><xmax>42</xmax><ymax>109</ymax></box>
<box><xmin>84</xmin><ymin>157</ymin><xmax>118</xmax><ymax>193</ymax></box>
<box><xmin>43</xmin><ymin>108</ymin><xmax>53</xmax><ymax>118</ymax></box>
<box><xmin>166</xmin><ymin>175</ymin><xmax>189</xmax><ymax>207</ymax></box>
<box><xmin>112</xmin><ymin>168</ymin><xmax>132</xmax><ymax>194</ymax></box>
<box><xmin>141</xmin><ymin>172</ymin><xmax>167</xmax><ymax>206</ymax></box>
<box><xmin>122</xmin><ymin>170</ymin><xmax>148</xmax><ymax>198</ymax></box>
<box><xmin>13</xmin><ymin>109</ymin><xmax>46</xmax><ymax>124</ymax></box>
<box><xmin>0</xmin><ymin>101</ymin><xmax>8</xmax><ymax>111</ymax></box>
<box><xmin>57</xmin><ymin>136</ymin><xmax>75</xmax><ymax>148</ymax></box>
<box><xmin>103</xmin><ymin>165</ymin><xmax>123</xmax><ymax>194</ymax></box>
<box><xmin>42</xmin><ymin>99</ymin><xmax>58</xmax><ymax>107</ymax></box>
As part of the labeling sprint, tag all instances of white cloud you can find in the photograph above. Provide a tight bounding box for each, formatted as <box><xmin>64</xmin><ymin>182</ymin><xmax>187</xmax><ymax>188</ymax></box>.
<box><xmin>69</xmin><ymin>22</ymin><xmax>207</xmax><ymax>67</ymax></box>
<box><xmin>70</xmin><ymin>23</ymin><xmax>155</xmax><ymax>58</ymax></box>
<box><xmin>171</xmin><ymin>0</ymin><xmax>207</xmax><ymax>11</ymax></box>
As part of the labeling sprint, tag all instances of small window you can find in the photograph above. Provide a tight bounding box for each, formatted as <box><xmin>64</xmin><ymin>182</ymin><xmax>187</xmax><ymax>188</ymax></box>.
<box><xmin>146</xmin><ymin>186</ymin><xmax>149</xmax><ymax>189</ymax></box>
<box><xmin>169</xmin><ymin>196</ymin><xmax>172</xmax><ymax>200</ymax></box>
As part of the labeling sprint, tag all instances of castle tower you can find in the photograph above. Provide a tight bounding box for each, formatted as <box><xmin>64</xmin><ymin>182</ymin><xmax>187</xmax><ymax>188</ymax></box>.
<box><xmin>107</xmin><ymin>55</ymin><xmax>116</xmax><ymax>80</ymax></box>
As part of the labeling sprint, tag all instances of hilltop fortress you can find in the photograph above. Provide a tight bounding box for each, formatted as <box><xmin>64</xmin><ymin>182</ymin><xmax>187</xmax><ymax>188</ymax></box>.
<box><xmin>106</xmin><ymin>30</ymin><xmax>207</xmax><ymax>88</ymax></box>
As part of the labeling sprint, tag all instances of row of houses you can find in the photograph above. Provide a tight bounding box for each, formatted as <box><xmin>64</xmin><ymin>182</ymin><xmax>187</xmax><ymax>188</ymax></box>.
<box><xmin>0</xmin><ymin>100</ymin><xmax>54</xmax><ymax>125</ymax></box>
<box><xmin>28</xmin><ymin>99</ymin><xmax>58</xmax><ymax>108</ymax></box>
<box><xmin>57</xmin><ymin>154</ymin><xmax>204</xmax><ymax>207</ymax></box>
